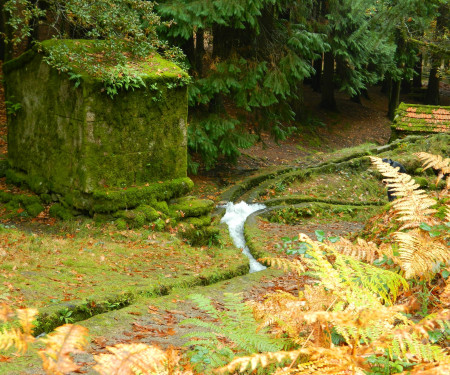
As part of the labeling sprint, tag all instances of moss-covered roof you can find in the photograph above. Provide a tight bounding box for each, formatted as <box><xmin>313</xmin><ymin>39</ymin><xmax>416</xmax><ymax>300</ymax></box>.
<box><xmin>3</xmin><ymin>39</ymin><xmax>187</xmax><ymax>82</ymax></box>
<box><xmin>393</xmin><ymin>102</ymin><xmax>450</xmax><ymax>134</ymax></box>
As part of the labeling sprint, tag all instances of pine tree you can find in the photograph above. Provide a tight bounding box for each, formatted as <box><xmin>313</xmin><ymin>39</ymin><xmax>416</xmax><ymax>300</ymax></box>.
<box><xmin>158</xmin><ymin>0</ymin><xmax>329</xmax><ymax>170</ymax></box>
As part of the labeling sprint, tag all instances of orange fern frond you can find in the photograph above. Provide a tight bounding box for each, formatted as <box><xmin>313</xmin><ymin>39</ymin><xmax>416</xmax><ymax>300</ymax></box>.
<box><xmin>0</xmin><ymin>327</ymin><xmax>34</xmax><ymax>353</ymax></box>
<box><xmin>216</xmin><ymin>346</ymin><xmax>366</xmax><ymax>374</ymax></box>
<box><xmin>39</xmin><ymin>324</ymin><xmax>88</xmax><ymax>375</ymax></box>
<box><xmin>260</xmin><ymin>257</ymin><xmax>306</xmax><ymax>275</ymax></box>
<box><xmin>415</xmin><ymin>152</ymin><xmax>450</xmax><ymax>172</ymax></box>
<box><xmin>94</xmin><ymin>343</ymin><xmax>191</xmax><ymax>375</ymax></box>
<box><xmin>394</xmin><ymin>229</ymin><xmax>450</xmax><ymax>279</ymax></box>
<box><xmin>251</xmin><ymin>291</ymin><xmax>310</xmax><ymax>342</ymax></box>
<box><xmin>0</xmin><ymin>307</ymin><xmax>37</xmax><ymax>353</ymax></box>
<box><xmin>370</xmin><ymin>156</ymin><xmax>437</xmax><ymax>230</ymax></box>
<box><xmin>16</xmin><ymin>308</ymin><xmax>38</xmax><ymax>336</ymax></box>
<box><xmin>398</xmin><ymin>359</ymin><xmax>450</xmax><ymax>375</ymax></box>
<box><xmin>333</xmin><ymin>238</ymin><xmax>380</xmax><ymax>263</ymax></box>
<box><xmin>415</xmin><ymin>152</ymin><xmax>450</xmax><ymax>195</ymax></box>
<box><xmin>440</xmin><ymin>283</ymin><xmax>450</xmax><ymax>307</ymax></box>
<box><xmin>0</xmin><ymin>304</ymin><xmax>14</xmax><ymax>322</ymax></box>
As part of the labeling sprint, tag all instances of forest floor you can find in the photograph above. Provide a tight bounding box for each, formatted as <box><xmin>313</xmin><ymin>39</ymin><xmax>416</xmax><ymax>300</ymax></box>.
<box><xmin>1</xmin><ymin>60</ymin><xmax>449</xmax><ymax>374</ymax></box>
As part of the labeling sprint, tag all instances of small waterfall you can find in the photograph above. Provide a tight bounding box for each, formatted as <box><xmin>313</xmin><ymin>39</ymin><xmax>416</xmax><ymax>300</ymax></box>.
<box><xmin>220</xmin><ymin>201</ymin><xmax>267</xmax><ymax>273</ymax></box>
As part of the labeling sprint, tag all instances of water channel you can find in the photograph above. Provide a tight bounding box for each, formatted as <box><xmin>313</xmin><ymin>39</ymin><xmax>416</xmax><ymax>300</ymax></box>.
<box><xmin>220</xmin><ymin>201</ymin><xmax>267</xmax><ymax>273</ymax></box>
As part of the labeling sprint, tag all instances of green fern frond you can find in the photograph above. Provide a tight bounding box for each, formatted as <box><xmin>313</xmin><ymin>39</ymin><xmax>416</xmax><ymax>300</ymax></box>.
<box><xmin>181</xmin><ymin>293</ymin><xmax>284</xmax><ymax>356</ymax></box>
<box><xmin>300</xmin><ymin>238</ymin><xmax>408</xmax><ymax>306</ymax></box>
<box><xmin>388</xmin><ymin>332</ymin><xmax>446</xmax><ymax>362</ymax></box>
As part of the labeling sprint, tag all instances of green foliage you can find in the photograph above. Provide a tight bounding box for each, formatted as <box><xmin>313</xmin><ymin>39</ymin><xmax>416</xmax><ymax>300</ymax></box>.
<box><xmin>366</xmin><ymin>350</ymin><xmax>415</xmax><ymax>374</ymax></box>
<box><xmin>158</xmin><ymin>0</ymin><xmax>329</xmax><ymax>169</ymax></box>
<box><xmin>181</xmin><ymin>293</ymin><xmax>285</xmax><ymax>372</ymax></box>
<box><xmin>49</xmin><ymin>204</ymin><xmax>73</xmax><ymax>221</ymax></box>
<box><xmin>5</xmin><ymin>99</ymin><xmax>22</xmax><ymax>116</ymax></box>
<box><xmin>188</xmin><ymin>115</ymin><xmax>257</xmax><ymax>170</ymax></box>
<box><xmin>4</xmin><ymin>0</ymin><xmax>186</xmax><ymax>97</ymax></box>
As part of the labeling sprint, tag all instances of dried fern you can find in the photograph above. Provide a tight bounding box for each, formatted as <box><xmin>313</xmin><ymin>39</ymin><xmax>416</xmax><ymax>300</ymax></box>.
<box><xmin>440</xmin><ymin>282</ymin><xmax>450</xmax><ymax>306</ymax></box>
<box><xmin>39</xmin><ymin>324</ymin><xmax>88</xmax><ymax>375</ymax></box>
<box><xmin>371</xmin><ymin>155</ymin><xmax>450</xmax><ymax>279</ymax></box>
<box><xmin>415</xmin><ymin>152</ymin><xmax>450</xmax><ymax>192</ymax></box>
<box><xmin>0</xmin><ymin>307</ymin><xmax>37</xmax><ymax>353</ymax></box>
<box><xmin>370</xmin><ymin>156</ymin><xmax>437</xmax><ymax>230</ymax></box>
<box><xmin>333</xmin><ymin>238</ymin><xmax>380</xmax><ymax>264</ymax></box>
<box><xmin>216</xmin><ymin>346</ymin><xmax>367</xmax><ymax>374</ymax></box>
<box><xmin>261</xmin><ymin>257</ymin><xmax>306</xmax><ymax>275</ymax></box>
<box><xmin>394</xmin><ymin>229</ymin><xmax>450</xmax><ymax>279</ymax></box>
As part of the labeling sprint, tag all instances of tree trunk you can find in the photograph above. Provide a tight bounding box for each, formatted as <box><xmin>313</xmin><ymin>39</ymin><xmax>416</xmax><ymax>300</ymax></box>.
<box><xmin>212</xmin><ymin>25</ymin><xmax>234</xmax><ymax>59</ymax></box>
<box><xmin>0</xmin><ymin>2</ymin><xmax>13</xmax><ymax>61</ymax></box>
<box><xmin>195</xmin><ymin>28</ymin><xmax>205</xmax><ymax>77</ymax></box>
<box><xmin>425</xmin><ymin>3</ymin><xmax>447</xmax><ymax>104</ymax></box>
<box><xmin>311</xmin><ymin>57</ymin><xmax>322</xmax><ymax>92</ymax></box>
<box><xmin>388</xmin><ymin>77</ymin><xmax>401</xmax><ymax>120</ymax></box>
<box><xmin>320</xmin><ymin>51</ymin><xmax>336</xmax><ymax>110</ymax></box>
<box><xmin>292</xmin><ymin>81</ymin><xmax>305</xmax><ymax>120</ymax></box>
<box><xmin>425</xmin><ymin>63</ymin><xmax>440</xmax><ymax>105</ymax></box>
<box><xmin>412</xmin><ymin>53</ymin><xmax>422</xmax><ymax>89</ymax></box>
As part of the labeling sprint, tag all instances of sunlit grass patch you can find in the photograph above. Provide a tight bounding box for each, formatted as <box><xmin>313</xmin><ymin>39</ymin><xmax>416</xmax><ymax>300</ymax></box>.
<box><xmin>0</xmin><ymin>224</ymin><xmax>247</xmax><ymax>313</ymax></box>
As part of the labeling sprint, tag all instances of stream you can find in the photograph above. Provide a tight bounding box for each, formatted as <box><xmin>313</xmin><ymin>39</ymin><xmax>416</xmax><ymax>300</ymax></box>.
<box><xmin>220</xmin><ymin>201</ymin><xmax>267</xmax><ymax>273</ymax></box>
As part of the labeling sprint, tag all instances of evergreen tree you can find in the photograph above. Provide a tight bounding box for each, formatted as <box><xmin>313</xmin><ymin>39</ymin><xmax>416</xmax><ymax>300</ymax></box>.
<box><xmin>158</xmin><ymin>0</ymin><xmax>328</xmax><ymax>170</ymax></box>
<box><xmin>319</xmin><ymin>0</ymin><xmax>396</xmax><ymax>110</ymax></box>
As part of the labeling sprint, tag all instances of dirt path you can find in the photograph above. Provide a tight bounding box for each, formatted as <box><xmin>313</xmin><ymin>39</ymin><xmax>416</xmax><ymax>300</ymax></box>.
<box><xmin>235</xmin><ymin>85</ymin><xmax>392</xmax><ymax>170</ymax></box>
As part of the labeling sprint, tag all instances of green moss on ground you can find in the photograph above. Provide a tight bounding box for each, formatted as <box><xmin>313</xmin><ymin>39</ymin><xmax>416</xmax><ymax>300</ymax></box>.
<box><xmin>0</xmin><ymin>221</ymin><xmax>248</xmax><ymax>335</ymax></box>
<box><xmin>169</xmin><ymin>196</ymin><xmax>215</xmax><ymax>218</ymax></box>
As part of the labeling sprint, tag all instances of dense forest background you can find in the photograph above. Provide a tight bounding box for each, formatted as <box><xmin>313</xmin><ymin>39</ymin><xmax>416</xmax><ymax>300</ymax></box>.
<box><xmin>1</xmin><ymin>0</ymin><xmax>449</xmax><ymax>170</ymax></box>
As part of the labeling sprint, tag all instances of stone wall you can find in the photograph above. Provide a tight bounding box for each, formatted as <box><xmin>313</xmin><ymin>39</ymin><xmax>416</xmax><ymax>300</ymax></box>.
<box><xmin>3</xmin><ymin>40</ymin><xmax>188</xmax><ymax>198</ymax></box>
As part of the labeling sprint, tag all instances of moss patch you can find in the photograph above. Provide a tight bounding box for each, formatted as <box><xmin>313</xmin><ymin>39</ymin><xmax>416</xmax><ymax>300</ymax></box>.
<box><xmin>393</xmin><ymin>103</ymin><xmax>450</xmax><ymax>136</ymax></box>
<box><xmin>0</xmin><ymin>222</ymin><xmax>248</xmax><ymax>335</ymax></box>
<box><xmin>169</xmin><ymin>196</ymin><xmax>215</xmax><ymax>218</ymax></box>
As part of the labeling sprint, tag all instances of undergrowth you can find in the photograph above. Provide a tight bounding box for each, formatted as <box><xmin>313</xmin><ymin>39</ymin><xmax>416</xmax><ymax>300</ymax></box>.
<box><xmin>1</xmin><ymin>152</ymin><xmax>449</xmax><ymax>374</ymax></box>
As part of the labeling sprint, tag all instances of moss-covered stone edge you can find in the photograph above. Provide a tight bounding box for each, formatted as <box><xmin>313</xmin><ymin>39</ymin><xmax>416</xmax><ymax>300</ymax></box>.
<box><xmin>220</xmin><ymin>135</ymin><xmax>426</xmax><ymax>204</ymax></box>
<box><xmin>2</xmin><ymin>166</ymin><xmax>195</xmax><ymax>214</ymax></box>
<box><xmin>33</xmin><ymin>223</ymin><xmax>248</xmax><ymax>336</ymax></box>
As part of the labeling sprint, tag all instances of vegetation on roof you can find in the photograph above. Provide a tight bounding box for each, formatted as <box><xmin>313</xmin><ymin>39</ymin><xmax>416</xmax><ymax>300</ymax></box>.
<box><xmin>393</xmin><ymin>102</ymin><xmax>450</xmax><ymax>134</ymax></box>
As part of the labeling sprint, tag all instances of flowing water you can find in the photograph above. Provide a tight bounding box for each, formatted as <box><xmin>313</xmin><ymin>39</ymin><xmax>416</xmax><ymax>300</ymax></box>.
<box><xmin>220</xmin><ymin>201</ymin><xmax>267</xmax><ymax>273</ymax></box>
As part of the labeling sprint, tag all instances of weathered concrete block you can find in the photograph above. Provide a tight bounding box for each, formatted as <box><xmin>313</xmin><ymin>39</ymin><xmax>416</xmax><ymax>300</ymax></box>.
<box><xmin>4</xmin><ymin>40</ymin><xmax>188</xmax><ymax>196</ymax></box>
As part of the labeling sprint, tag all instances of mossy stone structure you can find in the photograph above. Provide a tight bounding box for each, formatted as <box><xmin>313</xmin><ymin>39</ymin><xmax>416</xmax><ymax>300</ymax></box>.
<box><xmin>3</xmin><ymin>40</ymin><xmax>190</xmax><ymax>212</ymax></box>
<box><xmin>391</xmin><ymin>102</ymin><xmax>450</xmax><ymax>141</ymax></box>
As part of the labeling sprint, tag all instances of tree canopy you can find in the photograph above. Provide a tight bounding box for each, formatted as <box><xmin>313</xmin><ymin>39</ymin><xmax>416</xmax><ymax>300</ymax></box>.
<box><xmin>1</xmin><ymin>0</ymin><xmax>448</xmax><ymax>169</ymax></box>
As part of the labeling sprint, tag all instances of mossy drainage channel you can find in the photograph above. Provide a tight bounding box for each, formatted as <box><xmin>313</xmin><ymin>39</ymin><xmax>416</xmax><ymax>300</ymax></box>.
<box><xmin>33</xmin><ymin>247</ymin><xmax>249</xmax><ymax>337</ymax></box>
<box><xmin>216</xmin><ymin>139</ymin><xmax>413</xmax><ymax>269</ymax></box>
<box><xmin>220</xmin><ymin>135</ymin><xmax>425</xmax><ymax>204</ymax></box>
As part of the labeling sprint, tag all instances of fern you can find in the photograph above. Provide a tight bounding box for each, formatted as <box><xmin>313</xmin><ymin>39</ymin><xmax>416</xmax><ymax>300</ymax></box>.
<box><xmin>370</xmin><ymin>156</ymin><xmax>437</xmax><ymax>230</ymax></box>
<box><xmin>93</xmin><ymin>343</ymin><xmax>190</xmax><ymax>375</ymax></box>
<box><xmin>394</xmin><ymin>229</ymin><xmax>450</xmax><ymax>279</ymax></box>
<box><xmin>295</xmin><ymin>234</ymin><xmax>408</xmax><ymax>306</ymax></box>
<box><xmin>181</xmin><ymin>293</ymin><xmax>285</xmax><ymax>357</ymax></box>
<box><xmin>333</xmin><ymin>237</ymin><xmax>380</xmax><ymax>264</ymax></box>
<box><xmin>371</xmin><ymin>155</ymin><xmax>450</xmax><ymax>279</ymax></box>
<box><xmin>0</xmin><ymin>307</ymin><xmax>37</xmax><ymax>353</ymax></box>
<box><xmin>39</xmin><ymin>324</ymin><xmax>88</xmax><ymax>374</ymax></box>
<box><xmin>415</xmin><ymin>152</ymin><xmax>450</xmax><ymax>193</ymax></box>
